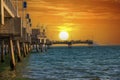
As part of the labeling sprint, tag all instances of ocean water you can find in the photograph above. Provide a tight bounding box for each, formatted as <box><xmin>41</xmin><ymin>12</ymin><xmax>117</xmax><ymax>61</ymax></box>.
<box><xmin>22</xmin><ymin>46</ymin><xmax>120</xmax><ymax>80</ymax></box>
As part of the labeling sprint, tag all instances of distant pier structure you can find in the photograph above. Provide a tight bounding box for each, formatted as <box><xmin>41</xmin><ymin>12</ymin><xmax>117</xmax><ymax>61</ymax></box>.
<box><xmin>0</xmin><ymin>0</ymin><xmax>94</xmax><ymax>71</ymax></box>
<box><xmin>0</xmin><ymin>0</ymin><xmax>32</xmax><ymax>70</ymax></box>
<box><xmin>31</xmin><ymin>26</ymin><xmax>48</xmax><ymax>52</ymax></box>
<box><xmin>47</xmin><ymin>40</ymin><xmax>93</xmax><ymax>47</ymax></box>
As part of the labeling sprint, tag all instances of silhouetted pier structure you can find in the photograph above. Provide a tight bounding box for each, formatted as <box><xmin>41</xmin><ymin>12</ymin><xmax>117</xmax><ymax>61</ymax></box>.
<box><xmin>47</xmin><ymin>40</ymin><xmax>93</xmax><ymax>47</ymax></box>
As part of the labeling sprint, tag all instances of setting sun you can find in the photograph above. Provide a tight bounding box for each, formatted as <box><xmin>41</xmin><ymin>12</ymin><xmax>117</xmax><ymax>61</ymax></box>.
<box><xmin>59</xmin><ymin>31</ymin><xmax>69</xmax><ymax>40</ymax></box>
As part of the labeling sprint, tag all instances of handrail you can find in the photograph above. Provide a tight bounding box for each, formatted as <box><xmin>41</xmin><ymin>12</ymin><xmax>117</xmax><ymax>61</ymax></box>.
<box><xmin>3</xmin><ymin>0</ymin><xmax>17</xmax><ymax>16</ymax></box>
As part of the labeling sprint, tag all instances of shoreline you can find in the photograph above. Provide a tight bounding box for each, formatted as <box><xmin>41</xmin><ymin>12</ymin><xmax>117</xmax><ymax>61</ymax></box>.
<box><xmin>0</xmin><ymin>54</ymin><xmax>33</xmax><ymax>80</ymax></box>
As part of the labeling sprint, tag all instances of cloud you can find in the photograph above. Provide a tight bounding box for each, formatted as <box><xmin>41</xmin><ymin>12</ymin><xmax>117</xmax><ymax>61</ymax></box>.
<box><xmin>18</xmin><ymin>0</ymin><xmax>120</xmax><ymax>25</ymax></box>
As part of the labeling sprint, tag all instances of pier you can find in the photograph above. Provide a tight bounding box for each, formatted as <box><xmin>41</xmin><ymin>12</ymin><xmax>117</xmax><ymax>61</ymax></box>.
<box><xmin>0</xmin><ymin>0</ymin><xmax>93</xmax><ymax>71</ymax></box>
<box><xmin>0</xmin><ymin>0</ymin><xmax>32</xmax><ymax>70</ymax></box>
<box><xmin>31</xmin><ymin>26</ymin><xmax>47</xmax><ymax>52</ymax></box>
<box><xmin>46</xmin><ymin>40</ymin><xmax>93</xmax><ymax>47</ymax></box>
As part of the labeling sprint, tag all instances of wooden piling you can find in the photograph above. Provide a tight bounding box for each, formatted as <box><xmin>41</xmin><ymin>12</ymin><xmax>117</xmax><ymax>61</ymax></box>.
<box><xmin>16</xmin><ymin>40</ymin><xmax>22</xmax><ymax>62</ymax></box>
<box><xmin>4</xmin><ymin>44</ymin><xmax>7</xmax><ymax>55</ymax></box>
<box><xmin>23</xmin><ymin>43</ymin><xmax>26</xmax><ymax>57</ymax></box>
<box><xmin>40</xmin><ymin>44</ymin><xmax>43</xmax><ymax>52</ymax></box>
<box><xmin>28</xmin><ymin>43</ymin><xmax>31</xmax><ymax>52</ymax></box>
<box><xmin>0</xmin><ymin>0</ymin><xmax>4</xmax><ymax>24</ymax></box>
<box><xmin>36</xmin><ymin>44</ymin><xmax>39</xmax><ymax>52</ymax></box>
<box><xmin>9</xmin><ymin>38</ymin><xmax>16</xmax><ymax>70</ymax></box>
<box><xmin>1</xmin><ymin>40</ymin><xmax>4</xmax><ymax>62</ymax></box>
<box><xmin>45</xmin><ymin>44</ymin><xmax>47</xmax><ymax>52</ymax></box>
<box><xmin>28</xmin><ymin>43</ymin><xmax>30</xmax><ymax>52</ymax></box>
<box><xmin>25</xmin><ymin>43</ymin><xmax>28</xmax><ymax>54</ymax></box>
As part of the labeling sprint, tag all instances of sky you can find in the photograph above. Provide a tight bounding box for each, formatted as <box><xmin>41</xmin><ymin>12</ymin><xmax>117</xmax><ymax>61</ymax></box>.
<box><xmin>18</xmin><ymin>0</ymin><xmax>120</xmax><ymax>45</ymax></box>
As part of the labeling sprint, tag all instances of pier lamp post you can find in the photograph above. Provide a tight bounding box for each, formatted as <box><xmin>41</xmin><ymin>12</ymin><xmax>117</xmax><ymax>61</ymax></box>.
<box><xmin>22</xmin><ymin>0</ymin><xmax>27</xmax><ymax>28</ymax></box>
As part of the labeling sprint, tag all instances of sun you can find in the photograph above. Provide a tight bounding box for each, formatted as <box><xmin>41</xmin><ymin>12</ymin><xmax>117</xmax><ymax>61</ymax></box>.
<box><xmin>59</xmin><ymin>31</ymin><xmax>69</xmax><ymax>40</ymax></box>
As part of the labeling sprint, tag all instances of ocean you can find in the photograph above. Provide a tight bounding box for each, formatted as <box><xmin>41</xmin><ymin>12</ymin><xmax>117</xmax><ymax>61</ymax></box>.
<box><xmin>22</xmin><ymin>46</ymin><xmax>120</xmax><ymax>80</ymax></box>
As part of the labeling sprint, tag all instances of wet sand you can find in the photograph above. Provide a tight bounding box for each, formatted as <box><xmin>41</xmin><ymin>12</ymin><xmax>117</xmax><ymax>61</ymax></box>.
<box><xmin>0</xmin><ymin>54</ymin><xmax>33</xmax><ymax>80</ymax></box>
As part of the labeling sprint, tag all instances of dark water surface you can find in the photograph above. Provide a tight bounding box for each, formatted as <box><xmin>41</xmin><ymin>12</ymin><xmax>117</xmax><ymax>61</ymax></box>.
<box><xmin>22</xmin><ymin>46</ymin><xmax>120</xmax><ymax>80</ymax></box>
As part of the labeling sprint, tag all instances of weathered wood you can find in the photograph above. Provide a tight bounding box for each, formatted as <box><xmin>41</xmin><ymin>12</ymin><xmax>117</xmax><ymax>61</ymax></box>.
<box><xmin>25</xmin><ymin>43</ymin><xmax>28</xmax><ymax>54</ymax></box>
<box><xmin>9</xmin><ymin>38</ymin><xmax>16</xmax><ymax>70</ymax></box>
<box><xmin>19</xmin><ymin>43</ymin><xmax>23</xmax><ymax>57</ymax></box>
<box><xmin>4</xmin><ymin>44</ymin><xmax>7</xmax><ymax>55</ymax></box>
<box><xmin>0</xmin><ymin>0</ymin><xmax>4</xmax><ymax>24</ymax></box>
<box><xmin>1</xmin><ymin>40</ymin><xmax>4</xmax><ymax>62</ymax></box>
<box><xmin>28</xmin><ymin>43</ymin><xmax>31</xmax><ymax>52</ymax></box>
<box><xmin>40</xmin><ymin>44</ymin><xmax>43</xmax><ymax>52</ymax></box>
<box><xmin>27</xmin><ymin>43</ymin><xmax>30</xmax><ymax>53</ymax></box>
<box><xmin>16</xmin><ymin>40</ymin><xmax>22</xmax><ymax>62</ymax></box>
<box><xmin>0</xmin><ymin>18</ymin><xmax>22</xmax><ymax>36</ymax></box>
<box><xmin>36</xmin><ymin>44</ymin><xmax>38</xmax><ymax>52</ymax></box>
<box><xmin>23</xmin><ymin>43</ymin><xmax>26</xmax><ymax>57</ymax></box>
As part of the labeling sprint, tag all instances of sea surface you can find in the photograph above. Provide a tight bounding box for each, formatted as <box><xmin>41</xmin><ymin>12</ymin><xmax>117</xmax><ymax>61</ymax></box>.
<box><xmin>22</xmin><ymin>46</ymin><xmax>120</xmax><ymax>80</ymax></box>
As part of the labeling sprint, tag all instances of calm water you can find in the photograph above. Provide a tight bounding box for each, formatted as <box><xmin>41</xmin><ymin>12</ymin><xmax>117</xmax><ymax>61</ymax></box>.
<box><xmin>22</xmin><ymin>46</ymin><xmax>120</xmax><ymax>80</ymax></box>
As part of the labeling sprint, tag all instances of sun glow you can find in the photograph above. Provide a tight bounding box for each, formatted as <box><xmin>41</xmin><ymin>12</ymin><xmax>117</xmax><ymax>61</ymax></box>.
<box><xmin>59</xmin><ymin>31</ymin><xmax>69</xmax><ymax>40</ymax></box>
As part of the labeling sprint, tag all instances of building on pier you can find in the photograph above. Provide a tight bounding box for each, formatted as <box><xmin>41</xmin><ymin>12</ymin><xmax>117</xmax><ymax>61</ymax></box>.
<box><xmin>31</xmin><ymin>25</ymin><xmax>48</xmax><ymax>52</ymax></box>
<box><xmin>31</xmin><ymin>29</ymin><xmax>40</xmax><ymax>45</ymax></box>
<box><xmin>0</xmin><ymin>0</ymin><xmax>32</xmax><ymax>70</ymax></box>
<box><xmin>0</xmin><ymin>0</ymin><xmax>21</xmax><ymax>36</ymax></box>
<box><xmin>31</xmin><ymin>25</ymin><xmax>47</xmax><ymax>44</ymax></box>
<box><xmin>0</xmin><ymin>0</ymin><xmax>22</xmax><ymax>70</ymax></box>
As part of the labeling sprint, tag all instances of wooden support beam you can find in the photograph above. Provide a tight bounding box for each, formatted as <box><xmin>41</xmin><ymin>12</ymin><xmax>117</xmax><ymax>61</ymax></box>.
<box><xmin>3</xmin><ymin>1</ymin><xmax>15</xmax><ymax>18</ymax></box>
<box><xmin>40</xmin><ymin>44</ymin><xmax>43</xmax><ymax>52</ymax></box>
<box><xmin>28</xmin><ymin>43</ymin><xmax>31</xmax><ymax>52</ymax></box>
<box><xmin>4</xmin><ymin>44</ymin><xmax>7</xmax><ymax>55</ymax></box>
<box><xmin>1</xmin><ymin>40</ymin><xmax>4</xmax><ymax>62</ymax></box>
<box><xmin>45</xmin><ymin>44</ymin><xmax>47</xmax><ymax>52</ymax></box>
<box><xmin>9</xmin><ymin>38</ymin><xmax>16</xmax><ymax>70</ymax></box>
<box><xmin>27</xmin><ymin>44</ymin><xmax>29</xmax><ymax>53</ymax></box>
<box><xmin>25</xmin><ymin>43</ymin><xmax>28</xmax><ymax>54</ymax></box>
<box><xmin>36</xmin><ymin>44</ymin><xmax>38</xmax><ymax>52</ymax></box>
<box><xmin>16</xmin><ymin>40</ymin><xmax>22</xmax><ymax>62</ymax></box>
<box><xmin>0</xmin><ymin>0</ymin><xmax>4</xmax><ymax>24</ymax></box>
<box><xmin>23</xmin><ymin>43</ymin><xmax>26</xmax><ymax>57</ymax></box>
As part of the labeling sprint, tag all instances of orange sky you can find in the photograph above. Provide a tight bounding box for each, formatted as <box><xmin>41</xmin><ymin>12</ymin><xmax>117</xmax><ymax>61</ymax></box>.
<box><xmin>18</xmin><ymin>0</ymin><xmax>120</xmax><ymax>45</ymax></box>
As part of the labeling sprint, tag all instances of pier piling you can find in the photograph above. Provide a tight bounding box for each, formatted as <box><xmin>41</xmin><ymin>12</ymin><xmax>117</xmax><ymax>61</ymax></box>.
<box><xmin>16</xmin><ymin>40</ymin><xmax>22</xmax><ymax>62</ymax></box>
<box><xmin>4</xmin><ymin>43</ymin><xmax>7</xmax><ymax>55</ymax></box>
<box><xmin>1</xmin><ymin>40</ymin><xmax>5</xmax><ymax>62</ymax></box>
<box><xmin>23</xmin><ymin>43</ymin><xmax>26</xmax><ymax>57</ymax></box>
<box><xmin>9</xmin><ymin>38</ymin><xmax>16</xmax><ymax>70</ymax></box>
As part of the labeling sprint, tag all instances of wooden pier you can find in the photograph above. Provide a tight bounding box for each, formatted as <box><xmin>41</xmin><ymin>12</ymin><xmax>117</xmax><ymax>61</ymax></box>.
<box><xmin>31</xmin><ymin>27</ymin><xmax>47</xmax><ymax>52</ymax></box>
<box><xmin>0</xmin><ymin>0</ymin><xmax>32</xmax><ymax>70</ymax></box>
<box><xmin>0</xmin><ymin>0</ymin><xmax>94</xmax><ymax>71</ymax></box>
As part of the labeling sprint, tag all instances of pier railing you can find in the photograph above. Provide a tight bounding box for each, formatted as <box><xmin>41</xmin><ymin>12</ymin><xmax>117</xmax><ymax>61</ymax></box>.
<box><xmin>3</xmin><ymin>0</ymin><xmax>17</xmax><ymax>16</ymax></box>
